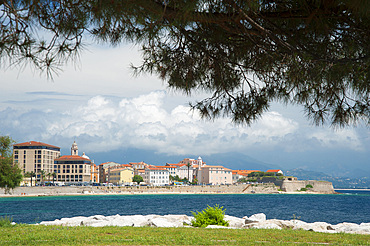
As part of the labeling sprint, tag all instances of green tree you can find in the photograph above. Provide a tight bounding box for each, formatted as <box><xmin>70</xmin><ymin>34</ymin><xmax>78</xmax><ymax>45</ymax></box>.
<box><xmin>0</xmin><ymin>136</ymin><xmax>22</xmax><ymax>194</ymax></box>
<box><xmin>24</xmin><ymin>171</ymin><xmax>36</xmax><ymax>187</ymax></box>
<box><xmin>132</xmin><ymin>175</ymin><xmax>143</xmax><ymax>184</ymax></box>
<box><xmin>186</xmin><ymin>162</ymin><xmax>191</xmax><ymax>183</ymax></box>
<box><xmin>52</xmin><ymin>172</ymin><xmax>57</xmax><ymax>184</ymax></box>
<box><xmin>30</xmin><ymin>171</ymin><xmax>35</xmax><ymax>187</ymax></box>
<box><xmin>39</xmin><ymin>170</ymin><xmax>46</xmax><ymax>185</ymax></box>
<box><xmin>0</xmin><ymin>1</ymin><xmax>368</xmax><ymax>126</ymax></box>
<box><xmin>46</xmin><ymin>173</ymin><xmax>52</xmax><ymax>182</ymax></box>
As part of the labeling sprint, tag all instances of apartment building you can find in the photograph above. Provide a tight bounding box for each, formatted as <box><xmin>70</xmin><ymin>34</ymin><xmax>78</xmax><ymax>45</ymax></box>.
<box><xmin>197</xmin><ymin>165</ymin><xmax>232</xmax><ymax>185</ymax></box>
<box><xmin>177</xmin><ymin>165</ymin><xmax>195</xmax><ymax>182</ymax></box>
<box><xmin>54</xmin><ymin>155</ymin><xmax>92</xmax><ymax>183</ymax></box>
<box><xmin>164</xmin><ymin>163</ymin><xmax>178</xmax><ymax>177</ymax></box>
<box><xmin>144</xmin><ymin>167</ymin><xmax>169</xmax><ymax>186</ymax></box>
<box><xmin>129</xmin><ymin>161</ymin><xmax>148</xmax><ymax>170</ymax></box>
<box><xmin>99</xmin><ymin>162</ymin><xmax>121</xmax><ymax>183</ymax></box>
<box><xmin>13</xmin><ymin>141</ymin><xmax>61</xmax><ymax>182</ymax></box>
<box><xmin>109</xmin><ymin>167</ymin><xmax>134</xmax><ymax>185</ymax></box>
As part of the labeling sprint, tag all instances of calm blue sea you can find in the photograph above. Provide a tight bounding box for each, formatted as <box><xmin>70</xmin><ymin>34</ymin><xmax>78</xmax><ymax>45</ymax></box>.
<box><xmin>0</xmin><ymin>190</ymin><xmax>369</xmax><ymax>225</ymax></box>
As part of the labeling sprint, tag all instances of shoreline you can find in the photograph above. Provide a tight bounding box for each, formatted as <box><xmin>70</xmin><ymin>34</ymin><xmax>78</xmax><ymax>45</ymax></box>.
<box><xmin>335</xmin><ymin>188</ymin><xmax>370</xmax><ymax>191</ymax></box>
<box><xmin>0</xmin><ymin>185</ymin><xmax>338</xmax><ymax>198</ymax></box>
<box><xmin>35</xmin><ymin>213</ymin><xmax>370</xmax><ymax>234</ymax></box>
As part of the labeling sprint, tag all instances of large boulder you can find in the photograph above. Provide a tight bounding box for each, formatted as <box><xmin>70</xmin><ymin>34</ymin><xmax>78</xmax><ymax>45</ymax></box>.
<box><xmin>244</xmin><ymin>213</ymin><xmax>266</xmax><ymax>224</ymax></box>
<box><xmin>266</xmin><ymin>219</ymin><xmax>294</xmax><ymax>229</ymax></box>
<box><xmin>250</xmin><ymin>222</ymin><xmax>282</xmax><ymax>230</ymax></box>
<box><xmin>148</xmin><ymin>217</ymin><xmax>184</xmax><ymax>227</ymax></box>
<box><xmin>224</xmin><ymin>215</ymin><xmax>245</xmax><ymax>228</ymax></box>
<box><xmin>332</xmin><ymin>222</ymin><xmax>370</xmax><ymax>234</ymax></box>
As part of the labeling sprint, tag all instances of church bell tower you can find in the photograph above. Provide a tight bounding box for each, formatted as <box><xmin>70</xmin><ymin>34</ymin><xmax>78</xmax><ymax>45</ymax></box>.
<box><xmin>71</xmin><ymin>141</ymin><xmax>78</xmax><ymax>156</ymax></box>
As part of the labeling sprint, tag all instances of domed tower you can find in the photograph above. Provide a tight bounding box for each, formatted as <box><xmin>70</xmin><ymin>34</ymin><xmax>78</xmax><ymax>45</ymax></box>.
<box><xmin>197</xmin><ymin>156</ymin><xmax>203</xmax><ymax>170</ymax></box>
<box><xmin>81</xmin><ymin>152</ymin><xmax>90</xmax><ymax>160</ymax></box>
<box><xmin>71</xmin><ymin>141</ymin><xmax>78</xmax><ymax>156</ymax></box>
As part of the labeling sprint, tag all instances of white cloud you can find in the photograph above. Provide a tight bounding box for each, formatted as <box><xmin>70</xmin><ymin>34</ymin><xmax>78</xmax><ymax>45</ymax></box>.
<box><xmin>1</xmin><ymin>91</ymin><xmax>365</xmax><ymax>157</ymax></box>
<box><xmin>308</xmin><ymin>129</ymin><xmax>363</xmax><ymax>151</ymax></box>
<box><xmin>9</xmin><ymin>91</ymin><xmax>299</xmax><ymax>155</ymax></box>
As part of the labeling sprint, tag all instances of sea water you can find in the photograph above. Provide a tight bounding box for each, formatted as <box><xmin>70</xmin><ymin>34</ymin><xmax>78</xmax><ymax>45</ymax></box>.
<box><xmin>0</xmin><ymin>192</ymin><xmax>369</xmax><ymax>224</ymax></box>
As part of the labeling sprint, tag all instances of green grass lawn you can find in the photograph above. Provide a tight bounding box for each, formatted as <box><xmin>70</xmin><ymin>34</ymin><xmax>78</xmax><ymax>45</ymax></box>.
<box><xmin>0</xmin><ymin>225</ymin><xmax>369</xmax><ymax>245</ymax></box>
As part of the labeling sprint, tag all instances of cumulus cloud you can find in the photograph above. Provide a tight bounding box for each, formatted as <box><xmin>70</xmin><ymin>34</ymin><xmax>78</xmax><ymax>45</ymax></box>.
<box><xmin>0</xmin><ymin>91</ymin><xmax>365</xmax><ymax>156</ymax></box>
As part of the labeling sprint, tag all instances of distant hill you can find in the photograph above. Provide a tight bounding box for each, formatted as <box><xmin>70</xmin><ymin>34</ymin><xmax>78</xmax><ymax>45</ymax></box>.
<box><xmin>286</xmin><ymin>168</ymin><xmax>370</xmax><ymax>189</ymax></box>
<box><xmin>90</xmin><ymin>148</ymin><xmax>277</xmax><ymax>171</ymax></box>
<box><xmin>201</xmin><ymin>152</ymin><xmax>276</xmax><ymax>171</ymax></box>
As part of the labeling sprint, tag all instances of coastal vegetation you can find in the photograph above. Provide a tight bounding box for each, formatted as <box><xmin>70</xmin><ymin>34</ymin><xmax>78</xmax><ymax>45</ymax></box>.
<box><xmin>0</xmin><ymin>223</ymin><xmax>369</xmax><ymax>245</ymax></box>
<box><xmin>0</xmin><ymin>136</ymin><xmax>22</xmax><ymax>194</ymax></box>
<box><xmin>191</xmin><ymin>204</ymin><xmax>229</xmax><ymax>227</ymax></box>
<box><xmin>0</xmin><ymin>216</ymin><xmax>13</xmax><ymax>227</ymax></box>
<box><xmin>132</xmin><ymin>175</ymin><xmax>143</xmax><ymax>184</ymax></box>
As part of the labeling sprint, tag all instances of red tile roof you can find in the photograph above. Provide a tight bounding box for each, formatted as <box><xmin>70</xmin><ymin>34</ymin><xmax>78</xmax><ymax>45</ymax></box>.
<box><xmin>14</xmin><ymin>141</ymin><xmax>60</xmax><ymax>149</ymax></box>
<box><xmin>146</xmin><ymin>167</ymin><xmax>167</xmax><ymax>171</ymax></box>
<box><xmin>167</xmin><ymin>163</ymin><xmax>187</xmax><ymax>167</ymax></box>
<box><xmin>266</xmin><ymin>169</ymin><xmax>282</xmax><ymax>173</ymax></box>
<box><xmin>55</xmin><ymin>155</ymin><xmax>91</xmax><ymax>161</ymax></box>
<box><xmin>154</xmin><ymin>166</ymin><xmax>176</xmax><ymax>169</ymax></box>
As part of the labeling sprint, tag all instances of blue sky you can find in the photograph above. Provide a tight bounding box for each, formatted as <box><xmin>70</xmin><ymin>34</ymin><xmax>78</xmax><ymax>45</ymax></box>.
<box><xmin>1</xmin><ymin>44</ymin><xmax>369</xmax><ymax>177</ymax></box>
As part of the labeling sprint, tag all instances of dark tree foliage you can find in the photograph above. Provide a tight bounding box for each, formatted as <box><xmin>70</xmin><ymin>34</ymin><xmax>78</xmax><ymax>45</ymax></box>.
<box><xmin>132</xmin><ymin>174</ymin><xmax>144</xmax><ymax>184</ymax></box>
<box><xmin>0</xmin><ymin>0</ymin><xmax>368</xmax><ymax>126</ymax></box>
<box><xmin>0</xmin><ymin>136</ymin><xmax>22</xmax><ymax>193</ymax></box>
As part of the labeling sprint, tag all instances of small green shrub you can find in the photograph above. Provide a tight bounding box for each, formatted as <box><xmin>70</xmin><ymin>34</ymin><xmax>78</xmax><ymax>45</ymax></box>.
<box><xmin>300</xmin><ymin>188</ymin><xmax>307</xmax><ymax>191</ymax></box>
<box><xmin>0</xmin><ymin>216</ymin><xmax>14</xmax><ymax>227</ymax></box>
<box><xmin>306</xmin><ymin>184</ymin><xmax>313</xmax><ymax>188</ymax></box>
<box><xmin>191</xmin><ymin>204</ymin><xmax>229</xmax><ymax>227</ymax></box>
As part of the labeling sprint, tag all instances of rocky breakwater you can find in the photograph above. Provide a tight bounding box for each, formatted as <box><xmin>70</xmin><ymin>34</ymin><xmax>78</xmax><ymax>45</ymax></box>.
<box><xmin>38</xmin><ymin>213</ymin><xmax>370</xmax><ymax>234</ymax></box>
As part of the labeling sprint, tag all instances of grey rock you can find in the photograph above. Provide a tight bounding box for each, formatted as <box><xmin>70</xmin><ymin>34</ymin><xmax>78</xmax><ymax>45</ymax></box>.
<box><xmin>251</xmin><ymin>222</ymin><xmax>282</xmax><ymax>230</ymax></box>
<box><xmin>224</xmin><ymin>215</ymin><xmax>245</xmax><ymax>228</ymax></box>
<box><xmin>149</xmin><ymin>217</ymin><xmax>184</xmax><ymax>227</ymax></box>
<box><xmin>245</xmin><ymin>213</ymin><xmax>266</xmax><ymax>224</ymax></box>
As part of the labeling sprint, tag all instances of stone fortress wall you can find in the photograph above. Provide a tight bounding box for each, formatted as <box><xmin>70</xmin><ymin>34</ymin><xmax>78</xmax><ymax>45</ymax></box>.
<box><xmin>280</xmin><ymin>180</ymin><xmax>334</xmax><ymax>193</ymax></box>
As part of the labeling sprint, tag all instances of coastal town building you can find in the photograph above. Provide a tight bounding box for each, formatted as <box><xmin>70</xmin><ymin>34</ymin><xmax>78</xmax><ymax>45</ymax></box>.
<box><xmin>232</xmin><ymin>170</ymin><xmax>247</xmax><ymax>183</ymax></box>
<box><xmin>135</xmin><ymin>169</ymin><xmax>146</xmax><ymax>179</ymax></box>
<box><xmin>53</xmin><ymin>142</ymin><xmax>95</xmax><ymax>183</ymax></box>
<box><xmin>178</xmin><ymin>158</ymin><xmax>199</xmax><ymax>166</ymax></box>
<box><xmin>163</xmin><ymin>164</ymin><xmax>178</xmax><ymax>177</ymax></box>
<box><xmin>109</xmin><ymin>167</ymin><xmax>134</xmax><ymax>185</ymax></box>
<box><xmin>13</xmin><ymin>141</ymin><xmax>61</xmax><ymax>183</ymax></box>
<box><xmin>129</xmin><ymin>161</ymin><xmax>149</xmax><ymax>170</ymax></box>
<box><xmin>197</xmin><ymin>165</ymin><xmax>233</xmax><ymax>185</ymax></box>
<box><xmin>177</xmin><ymin>165</ymin><xmax>195</xmax><ymax>182</ymax></box>
<box><xmin>91</xmin><ymin>163</ymin><xmax>99</xmax><ymax>183</ymax></box>
<box><xmin>266</xmin><ymin>169</ymin><xmax>284</xmax><ymax>175</ymax></box>
<box><xmin>99</xmin><ymin>162</ymin><xmax>122</xmax><ymax>183</ymax></box>
<box><xmin>144</xmin><ymin>167</ymin><xmax>170</xmax><ymax>186</ymax></box>
<box><xmin>54</xmin><ymin>155</ymin><xmax>92</xmax><ymax>183</ymax></box>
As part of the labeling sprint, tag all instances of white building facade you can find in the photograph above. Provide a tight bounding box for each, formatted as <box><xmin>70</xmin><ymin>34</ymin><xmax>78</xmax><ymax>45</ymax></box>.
<box><xmin>144</xmin><ymin>167</ymin><xmax>170</xmax><ymax>186</ymax></box>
